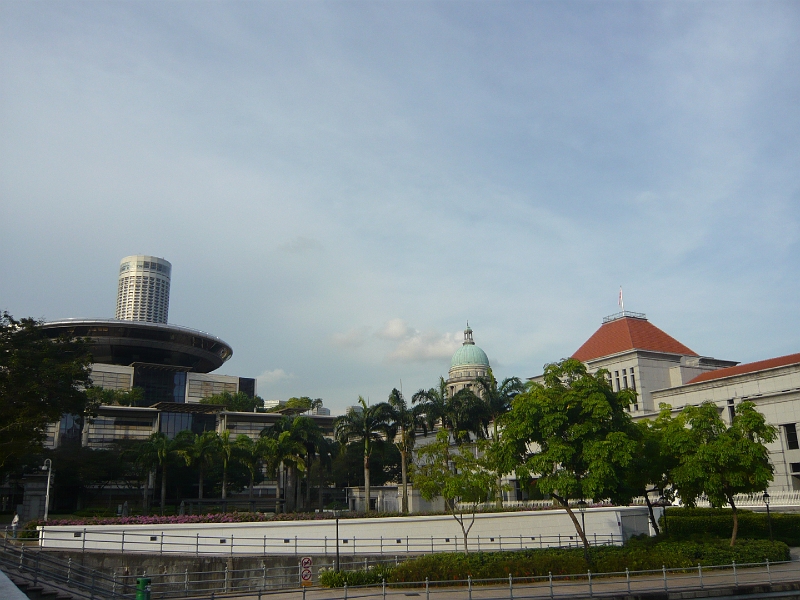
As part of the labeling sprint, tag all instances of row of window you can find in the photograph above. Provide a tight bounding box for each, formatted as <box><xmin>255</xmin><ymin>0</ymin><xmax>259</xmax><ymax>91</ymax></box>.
<box><xmin>120</xmin><ymin>261</ymin><xmax>171</xmax><ymax>275</ymax></box>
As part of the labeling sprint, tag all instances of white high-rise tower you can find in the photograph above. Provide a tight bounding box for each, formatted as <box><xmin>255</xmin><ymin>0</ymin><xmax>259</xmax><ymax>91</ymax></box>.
<box><xmin>115</xmin><ymin>255</ymin><xmax>171</xmax><ymax>323</ymax></box>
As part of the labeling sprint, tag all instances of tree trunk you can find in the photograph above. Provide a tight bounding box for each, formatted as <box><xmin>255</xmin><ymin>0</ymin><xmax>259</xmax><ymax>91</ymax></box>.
<box><xmin>222</xmin><ymin>462</ymin><xmax>228</xmax><ymax>500</ymax></box>
<box><xmin>729</xmin><ymin>498</ymin><xmax>739</xmax><ymax>547</ymax></box>
<box><xmin>644</xmin><ymin>493</ymin><xmax>660</xmax><ymax>535</ymax></box>
<box><xmin>285</xmin><ymin>466</ymin><xmax>294</xmax><ymax>511</ymax></box>
<box><xmin>318</xmin><ymin>461</ymin><xmax>325</xmax><ymax>510</ymax></box>
<box><xmin>494</xmin><ymin>422</ymin><xmax>503</xmax><ymax>509</ymax></box>
<box><xmin>198</xmin><ymin>468</ymin><xmax>204</xmax><ymax>500</ymax></box>
<box><xmin>401</xmin><ymin>449</ymin><xmax>408</xmax><ymax>514</ymax></box>
<box><xmin>553</xmin><ymin>494</ymin><xmax>590</xmax><ymax>562</ymax></box>
<box><xmin>453</xmin><ymin>508</ymin><xmax>476</xmax><ymax>555</ymax></box>
<box><xmin>160</xmin><ymin>466</ymin><xmax>167</xmax><ymax>514</ymax></box>
<box><xmin>305</xmin><ymin>457</ymin><xmax>313</xmax><ymax>509</ymax></box>
<box><xmin>364</xmin><ymin>452</ymin><xmax>370</xmax><ymax>513</ymax></box>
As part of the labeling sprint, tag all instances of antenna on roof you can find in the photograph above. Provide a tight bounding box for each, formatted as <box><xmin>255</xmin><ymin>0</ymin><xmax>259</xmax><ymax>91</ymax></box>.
<box><xmin>618</xmin><ymin>286</ymin><xmax>624</xmax><ymax>314</ymax></box>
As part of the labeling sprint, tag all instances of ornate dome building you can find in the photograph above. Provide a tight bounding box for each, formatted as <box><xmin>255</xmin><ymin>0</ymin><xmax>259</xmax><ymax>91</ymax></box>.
<box><xmin>447</xmin><ymin>324</ymin><xmax>490</xmax><ymax>396</ymax></box>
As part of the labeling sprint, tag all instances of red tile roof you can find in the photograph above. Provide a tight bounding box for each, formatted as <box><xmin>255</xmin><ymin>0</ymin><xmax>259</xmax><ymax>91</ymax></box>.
<box><xmin>572</xmin><ymin>317</ymin><xmax>698</xmax><ymax>362</ymax></box>
<box><xmin>686</xmin><ymin>353</ymin><xmax>800</xmax><ymax>384</ymax></box>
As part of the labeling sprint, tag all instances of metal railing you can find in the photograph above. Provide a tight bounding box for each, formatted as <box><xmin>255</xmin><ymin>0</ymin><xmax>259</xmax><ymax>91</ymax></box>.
<box><xmin>35</xmin><ymin>527</ymin><xmax>621</xmax><ymax>556</ymax></box>
<box><xmin>316</xmin><ymin>559</ymin><xmax>799</xmax><ymax>600</ymax></box>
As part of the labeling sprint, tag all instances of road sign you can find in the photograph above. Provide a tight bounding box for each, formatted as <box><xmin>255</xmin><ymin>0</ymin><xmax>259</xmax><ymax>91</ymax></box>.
<box><xmin>300</xmin><ymin>556</ymin><xmax>313</xmax><ymax>586</ymax></box>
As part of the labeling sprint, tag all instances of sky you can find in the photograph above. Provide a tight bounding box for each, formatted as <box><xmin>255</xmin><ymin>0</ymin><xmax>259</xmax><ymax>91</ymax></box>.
<box><xmin>2</xmin><ymin>1</ymin><xmax>798</xmax><ymax>414</ymax></box>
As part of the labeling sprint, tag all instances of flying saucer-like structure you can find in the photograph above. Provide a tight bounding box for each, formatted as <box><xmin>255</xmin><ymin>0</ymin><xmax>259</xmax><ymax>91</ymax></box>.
<box><xmin>40</xmin><ymin>318</ymin><xmax>232</xmax><ymax>373</ymax></box>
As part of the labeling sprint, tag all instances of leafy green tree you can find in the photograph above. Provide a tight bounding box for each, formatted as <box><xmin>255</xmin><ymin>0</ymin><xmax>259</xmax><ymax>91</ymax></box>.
<box><xmin>448</xmin><ymin>387</ymin><xmax>491</xmax><ymax>444</ymax></box>
<box><xmin>663</xmin><ymin>401</ymin><xmax>776</xmax><ymax>546</ymax></box>
<box><xmin>335</xmin><ymin>397</ymin><xmax>393</xmax><ymax>512</ymax></box>
<box><xmin>218</xmin><ymin>430</ymin><xmax>236</xmax><ymax>500</ymax></box>
<box><xmin>495</xmin><ymin>358</ymin><xmax>638</xmax><ymax>560</ymax></box>
<box><xmin>0</xmin><ymin>313</ymin><xmax>93</xmax><ymax>467</ymax></box>
<box><xmin>474</xmin><ymin>370</ymin><xmax>525</xmax><ymax>507</ymax></box>
<box><xmin>413</xmin><ymin>430</ymin><xmax>494</xmax><ymax>554</ymax></box>
<box><xmin>624</xmin><ymin>406</ymin><xmax>680</xmax><ymax>535</ymax></box>
<box><xmin>234</xmin><ymin>434</ymin><xmax>269</xmax><ymax>500</ymax></box>
<box><xmin>85</xmin><ymin>387</ymin><xmax>144</xmax><ymax>407</ymax></box>
<box><xmin>387</xmin><ymin>388</ymin><xmax>425</xmax><ymax>513</ymax></box>
<box><xmin>201</xmin><ymin>391</ymin><xmax>265</xmax><ymax>412</ymax></box>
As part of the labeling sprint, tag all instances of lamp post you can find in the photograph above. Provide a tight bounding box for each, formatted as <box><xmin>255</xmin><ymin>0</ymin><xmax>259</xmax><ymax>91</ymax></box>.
<box><xmin>334</xmin><ymin>507</ymin><xmax>341</xmax><ymax>573</ymax></box>
<box><xmin>658</xmin><ymin>495</ymin><xmax>668</xmax><ymax>535</ymax></box>
<box><xmin>763</xmin><ymin>491</ymin><xmax>773</xmax><ymax>542</ymax></box>
<box><xmin>41</xmin><ymin>459</ymin><xmax>53</xmax><ymax>522</ymax></box>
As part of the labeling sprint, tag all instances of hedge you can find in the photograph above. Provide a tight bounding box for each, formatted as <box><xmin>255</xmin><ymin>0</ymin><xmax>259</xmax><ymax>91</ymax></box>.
<box><xmin>664</xmin><ymin>508</ymin><xmax>800</xmax><ymax>546</ymax></box>
<box><xmin>317</xmin><ymin>538</ymin><xmax>788</xmax><ymax>587</ymax></box>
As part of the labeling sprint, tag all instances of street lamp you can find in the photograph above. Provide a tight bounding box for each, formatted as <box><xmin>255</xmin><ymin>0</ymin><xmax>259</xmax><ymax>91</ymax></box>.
<box><xmin>762</xmin><ymin>491</ymin><xmax>773</xmax><ymax>542</ymax></box>
<box><xmin>41</xmin><ymin>459</ymin><xmax>53</xmax><ymax>522</ymax></box>
<box><xmin>658</xmin><ymin>495</ymin><xmax>668</xmax><ymax>535</ymax></box>
<box><xmin>333</xmin><ymin>506</ymin><xmax>341</xmax><ymax>573</ymax></box>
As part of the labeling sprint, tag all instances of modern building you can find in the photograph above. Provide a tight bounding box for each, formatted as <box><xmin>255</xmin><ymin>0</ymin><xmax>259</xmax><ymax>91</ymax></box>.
<box><xmin>447</xmin><ymin>324</ymin><xmax>491</xmax><ymax>396</ymax></box>
<box><xmin>115</xmin><ymin>255</ymin><xmax>172</xmax><ymax>323</ymax></box>
<box><xmin>534</xmin><ymin>310</ymin><xmax>800</xmax><ymax>493</ymax></box>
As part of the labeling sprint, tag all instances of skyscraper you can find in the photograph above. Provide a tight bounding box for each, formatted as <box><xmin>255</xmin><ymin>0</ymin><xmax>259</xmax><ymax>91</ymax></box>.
<box><xmin>115</xmin><ymin>255</ymin><xmax>171</xmax><ymax>323</ymax></box>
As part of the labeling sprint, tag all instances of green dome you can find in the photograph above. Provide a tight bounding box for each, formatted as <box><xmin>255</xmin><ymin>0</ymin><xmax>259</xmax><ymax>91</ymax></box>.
<box><xmin>450</xmin><ymin>343</ymin><xmax>490</xmax><ymax>369</ymax></box>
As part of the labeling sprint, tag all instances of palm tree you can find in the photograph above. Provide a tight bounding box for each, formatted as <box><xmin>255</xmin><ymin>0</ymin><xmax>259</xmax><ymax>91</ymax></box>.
<box><xmin>234</xmin><ymin>434</ymin><xmax>270</xmax><ymax>501</ymax></box>
<box><xmin>314</xmin><ymin>436</ymin><xmax>338</xmax><ymax>510</ymax></box>
<box><xmin>335</xmin><ymin>397</ymin><xmax>393</xmax><ymax>513</ymax></box>
<box><xmin>219</xmin><ymin>429</ymin><xmax>235</xmax><ymax>500</ymax></box>
<box><xmin>139</xmin><ymin>433</ymin><xmax>177</xmax><ymax>514</ymax></box>
<box><xmin>175</xmin><ymin>430</ymin><xmax>219</xmax><ymax>500</ymax></box>
<box><xmin>474</xmin><ymin>370</ymin><xmax>525</xmax><ymax>507</ymax></box>
<box><xmin>412</xmin><ymin>377</ymin><xmax>451</xmax><ymax>433</ymax></box>
<box><xmin>387</xmin><ymin>388</ymin><xmax>425</xmax><ymax>514</ymax></box>
<box><xmin>261</xmin><ymin>421</ymin><xmax>308</xmax><ymax>512</ymax></box>
<box><xmin>447</xmin><ymin>387</ymin><xmax>490</xmax><ymax>445</ymax></box>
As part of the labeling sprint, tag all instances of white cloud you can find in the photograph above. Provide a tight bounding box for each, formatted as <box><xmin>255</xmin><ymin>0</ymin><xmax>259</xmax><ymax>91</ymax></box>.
<box><xmin>257</xmin><ymin>368</ymin><xmax>293</xmax><ymax>386</ymax></box>
<box><xmin>331</xmin><ymin>326</ymin><xmax>372</xmax><ymax>348</ymax></box>
<box><xmin>376</xmin><ymin>318</ymin><xmax>412</xmax><ymax>340</ymax></box>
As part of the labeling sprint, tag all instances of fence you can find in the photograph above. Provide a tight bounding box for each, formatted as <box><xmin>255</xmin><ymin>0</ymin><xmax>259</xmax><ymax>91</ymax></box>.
<box><xmin>311</xmin><ymin>560</ymin><xmax>799</xmax><ymax>600</ymax></box>
<box><xmin>33</xmin><ymin>527</ymin><xmax>621</xmax><ymax>556</ymax></box>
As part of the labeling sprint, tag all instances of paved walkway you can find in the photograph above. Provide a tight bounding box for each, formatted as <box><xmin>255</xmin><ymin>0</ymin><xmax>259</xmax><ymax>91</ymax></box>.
<box><xmin>214</xmin><ymin>560</ymin><xmax>800</xmax><ymax>600</ymax></box>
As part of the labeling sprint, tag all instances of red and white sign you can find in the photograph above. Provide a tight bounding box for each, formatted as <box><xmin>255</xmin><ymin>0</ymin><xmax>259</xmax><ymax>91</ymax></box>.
<box><xmin>300</xmin><ymin>556</ymin><xmax>313</xmax><ymax>586</ymax></box>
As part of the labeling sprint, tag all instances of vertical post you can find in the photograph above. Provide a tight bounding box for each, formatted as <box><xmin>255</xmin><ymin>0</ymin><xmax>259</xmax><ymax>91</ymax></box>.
<box><xmin>468</xmin><ymin>575</ymin><xmax>472</xmax><ymax>600</ymax></box>
<box><xmin>380</xmin><ymin>535</ymin><xmax>383</xmax><ymax>554</ymax></box>
<box><xmin>520</xmin><ymin>534</ymin><xmax>523</xmax><ymax>550</ymax></box>
<box><xmin>425</xmin><ymin>577</ymin><xmax>429</xmax><ymax>600</ymax></box>
<box><xmin>558</xmin><ymin>533</ymin><xmax>561</xmax><ymax>547</ymax></box>
<box><xmin>663</xmin><ymin>565</ymin><xmax>667</xmax><ymax>591</ymax></box>
<box><xmin>767</xmin><ymin>558</ymin><xmax>771</xmax><ymax>585</ymax></box>
<box><xmin>626</xmin><ymin>568</ymin><xmax>630</xmax><ymax>593</ymax></box>
<box><xmin>406</xmin><ymin>536</ymin><xmax>409</xmax><ymax>554</ymax></box>
<box><xmin>196</xmin><ymin>533</ymin><xmax>199</xmax><ymax>557</ymax></box>
<box><xmin>264</xmin><ymin>535</ymin><xmax>267</xmax><ymax>555</ymax></box>
<box><xmin>82</xmin><ymin>529</ymin><xmax>87</xmax><ymax>553</ymax></box>
<box><xmin>499</xmin><ymin>534</ymin><xmax>502</xmax><ymax>551</ymax></box>
<box><xmin>113</xmin><ymin>571</ymin><xmax>116</xmax><ymax>595</ymax></box>
<box><xmin>698</xmin><ymin>564</ymin><xmax>703</xmax><ymax>589</ymax></box>
<box><xmin>67</xmin><ymin>558</ymin><xmax>72</xmax><ymax>583</ymax></box>
<box><xmin>185</xmin><ymin>568</ymin><xmax>189</xmax><ymax>593</ymax></box>
<box><xmin>353</xmin><ymin>535</ymin><xmax>356</xmax><ymax>555</ymax></box>
<box><xmin>262</xmin><ymin>562</ymin><xmax>266</xmax><ymax>589</ymax></box>
<box><xmin>121</xmin><ymin>531</ymin><xmax>125</xmax><ymax>554</ymax></box>
<box><xmin>231</xmin><ymin>534</ymin><xmax>234</xmax><ymax>557</ymax></box>
<box><xmin>509</xmin><ymin>573</ymin><xmax>514</xmax><ymax>599</ymax></box>
<box><xmin>588</xmin><ymin>570</ymin><xmax>592</xmax><ymax>597</ymax></box>
<box><xmin>477</xmin><ymin>535</ymin><xmax>481</xmax><ymax>551</ymax></box>
<box><xmin>594</xmin><ymin>532</ymin><xmax>597</xmax><ymax>546</ymax></box>
<box><xmin>294</xmin><ymin>535</ymin><xmax>297</xmax><ymax>555</ymax></box>
<box><xmin>225</xmin><ymin>565</ymin><xmax>229</xmax><ymax>593</ymax></box>
<box><xmin>382</xmin><ymin>578</ymin><xmax>386</xmax><ymax>600</ymax></box>
<box><xmin>302</xmin><ymin>586</ymin><xmax>306</xmax><ymax>600</ymax></box>
<box><xmin>733</xmin><ymin>560</ymin><xmax>737</xmax><ymax>587</ymax></box>
<box><xmin>549</xmin><ymin>571</ymin><xmax>554</xmax><ymax>599</ymax></box>
<box><xmin>160</xmin><ymin>532</ymin><xmax>164</xmax><ymax>556</ymax></box>
<box><xmin>325</xmin><ymin>535</ymin><xmax>328</xmax><ymax>556</ymax></box>
<box><xmin>431</xmin><ymin>536</ymin><xmax>434</xmax><ymax>553</ymax></box>
<box><xmin>344</xmin><ymin>582</ymin><xmax>348</xmax><ymax>600</ymax></box>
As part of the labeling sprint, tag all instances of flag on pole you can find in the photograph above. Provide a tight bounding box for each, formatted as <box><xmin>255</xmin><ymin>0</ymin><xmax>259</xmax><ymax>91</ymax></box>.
<box><xmin>618</xmin><ymin>287</ymin><xmax>624</xmax><ymax>312</ymax></box>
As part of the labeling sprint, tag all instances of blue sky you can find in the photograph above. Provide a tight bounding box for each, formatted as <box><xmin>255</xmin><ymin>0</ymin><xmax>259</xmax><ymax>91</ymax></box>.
<box><xmin>2</xmin><ymin>1</ymin><xmax>798</xmax><ymax>413</ymax></box>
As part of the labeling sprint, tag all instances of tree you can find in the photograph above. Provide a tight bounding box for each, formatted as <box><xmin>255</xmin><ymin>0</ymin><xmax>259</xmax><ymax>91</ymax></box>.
<box><xmin>85</xmin><ymin>387</ymin><xmax>144</xmax><ymax>407</ymax></box>
<box><xmin>234</xmin><ymin>434</ymin><xmax>268</xmax><ymax>500</ymax></box>
<box><xmin>413</xmin><ymin>430</ymin><xmax>494</xmax><ymax>554</ymax></box>
<box><xmin>139</xmin><ymin>432</ymin><xmax>180</xmax><ymax>513</ymax></box>
<box><xmin>412</xmin><ymin>377</ymin><xmax>450</xmax><ymax>433</ymax></box>
<box><xmin>474</xmin><ymin>370</ymin><xmax>525</xmax><ymax>507</ymax></box>
<box><xmin>201</xmin><ymin>391</ymin><xmax>265</xmax><ymax>412</ymax></box>
<box><xmin>387</xmin><ymin>388</ymin><xmax>425</xmax><ymax>514</ymax></box>
<box><xmin>259</xmin><ymin>429</ymin><xmax>307</xmax><ymax>512</ymax></box>
<box><xmin>495</xmin><ymin>358</ymin><xmax>638</xmax><ymax>561</ymax></box>
<box><xmin>176</xmin><ymin>430</ymin><xmax>219</xmax><ymax>499</ymax></box>
<box><xmin>335</xmin><ymin>397</ymin><xmax>393</xmax><ymax>512</ymax></box>
<box><xmin>0</xmin><ymin>313</ymin><xmax>93</xmax><ymax>467</ymax></box>
<box><xmin>663</xmin><ymin>401</ymin><xmax>776</xmax><ymax>546</ymax></box>
<box><xmin>623</xmin><ymin>407</ymin><xmax>680</xmax><ymax>535</ymax></box>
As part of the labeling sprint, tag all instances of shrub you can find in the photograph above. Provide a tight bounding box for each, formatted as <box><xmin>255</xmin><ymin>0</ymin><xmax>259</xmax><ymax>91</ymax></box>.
<box><xmin>387</xmin><ymin>539</ymin><xmax>789</xmax><ymax>584</ymax></box>
<box><xmin>664</xmin><ymin>508</ymin><xmax>800</xmax><ymax>546</ymax></box>
<box><xmin>318</xmin><ymin>564</ymin><xmax>395</xmax><ymax>587</ymax></box>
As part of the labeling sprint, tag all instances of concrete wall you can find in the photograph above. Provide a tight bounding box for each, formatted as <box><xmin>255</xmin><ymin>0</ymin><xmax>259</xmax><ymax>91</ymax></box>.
<box><xmin>38</xmin><ymin>506</ymin><xmax>654</xmax><ymax>555</ymax></box>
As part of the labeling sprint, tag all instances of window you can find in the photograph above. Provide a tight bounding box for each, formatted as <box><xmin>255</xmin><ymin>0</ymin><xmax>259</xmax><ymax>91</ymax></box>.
<box><xmin>622</xmin><ymin>369</ymin><xmax>628</xmax><ymax>389</ymax></box>
<box><xmin>791</xmin><ymin>462</ymin><xmax>800</xmax><ymax>474</ymax></box>
<box><xmin>727</xmin><ymin>399</ymin><xmax>735</xmax><ymax>423</ymax></box>
<box><xmin>630</xmin><ymin>368</ymin><xmax>636</xmax><ymax>391</ymax></box>
<box><xmin>614</xmin><ymin>371</ymin><xmax>620</xmax><ymax>392</ymax></box>
<box><xmin>785</xmin><ymin>424</ymin><xmax>799</xmax><ymax>450</ymax></box>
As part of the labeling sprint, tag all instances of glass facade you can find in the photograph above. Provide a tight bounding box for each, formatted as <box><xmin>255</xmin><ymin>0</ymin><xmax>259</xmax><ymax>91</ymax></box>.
<box><xmin>133</xmin><ymin>366</ymin><xmax>187</xmax><ymax>405</ymax></box>
<box><xmin>159</xmin><ymin>412</ymin><xmax>216</xmax><ymax>439</ymax></box>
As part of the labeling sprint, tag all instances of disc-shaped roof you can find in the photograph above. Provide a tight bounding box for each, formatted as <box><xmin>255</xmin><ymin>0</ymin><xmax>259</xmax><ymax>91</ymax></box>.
<box><xmin>41</xmin><ymin>319</ymin><xmax>232</xmax><ymax>373</ymax></box>
<box><xmin>572</xmin><ymin>315</ymin><xmax>696</xmax><ymax>362</ymax></box>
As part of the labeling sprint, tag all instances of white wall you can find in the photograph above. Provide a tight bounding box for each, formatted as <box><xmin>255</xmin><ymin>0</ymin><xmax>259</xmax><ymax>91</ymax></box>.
<box><xmin>38</xmin><ymin>506</ymin><xmax>654</xmax><ymax>555</ymax></box>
